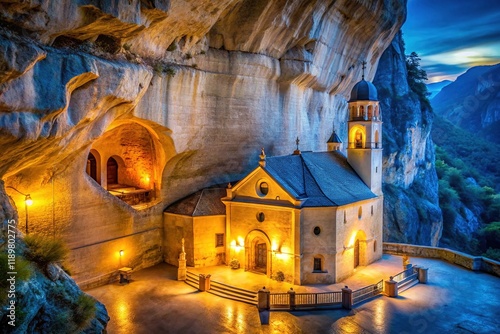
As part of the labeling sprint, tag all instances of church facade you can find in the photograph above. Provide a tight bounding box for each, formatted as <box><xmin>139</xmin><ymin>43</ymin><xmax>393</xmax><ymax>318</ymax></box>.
<box><xmin>164</xmin><ymin>77</ymin><xmax>384</xmax><ymax>284</ymax></box>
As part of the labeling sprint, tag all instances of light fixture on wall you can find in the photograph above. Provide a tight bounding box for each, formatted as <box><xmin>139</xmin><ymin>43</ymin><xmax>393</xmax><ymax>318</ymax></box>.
<box><xmin>119</xmin><ymin>250</ymin><xmax>124</xmax><ymax>257</ymax></box>
<box><xmin>7</xmin><ymin>186</ymin><xmax>33</xmax><ymax>234</ymax></box>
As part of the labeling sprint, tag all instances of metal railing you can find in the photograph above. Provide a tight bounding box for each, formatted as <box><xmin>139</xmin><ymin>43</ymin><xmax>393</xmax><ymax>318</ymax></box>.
<box><xmin>270</xmin><ymin>293</ymin><xmax>290</xmax><ymax>308</ymax></box>
<box><xmin>352</xmin><ymin>279</ymin><xmax>383</xmax><ymax>305</ymax></box>
<box><xmin>270</xmin><ymin>291</ymin><xmax>342</xmax><ymax>310</ymax></box>
<box><xmin>392</xmin><ymin>266</ymin><xmax>418</xmax><ymax>287</ymax></box>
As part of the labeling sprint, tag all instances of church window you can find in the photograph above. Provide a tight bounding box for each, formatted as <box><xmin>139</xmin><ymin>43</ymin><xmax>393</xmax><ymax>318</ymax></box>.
<box><xmin>344</xmin><ymin>211</ymin><xmax>347</xmax><ymax>224</ymax></box>
<box><xmin>373</xmin><ymin>240</ymin><xmax>377</xmax><ymax>252</ymax></box>
<box><xmin>358</xmin><ymin>206</ymin><xmax>362</xmax><ymax>219</ymax></box>
<box><xmin>313</xmin><ymin>255</ymin><xmax>327</xmax><ymax>273</ymax></box>
<box><xmin>371</xmin><ymin>205</ymin><xmax>374</xmax><ymax>216</ymax></box>
<box><xmin>257</xmin><ymin>181</ymin><xmax>269</xmax><ymax>197</ymax></box>
<box><xmin>257</xmin><ymin>212</ymin><xmax>265</xmax><ymax>222</ymax></box>
<box><xmin>215</xmin><ymin>233</ymin><xmax>224</xmax><ymax>247</ymax></box>
<box><xmin>313</xmin><ymin>226</ymin><xmax>321</xmax><ymax>236</ymax></box>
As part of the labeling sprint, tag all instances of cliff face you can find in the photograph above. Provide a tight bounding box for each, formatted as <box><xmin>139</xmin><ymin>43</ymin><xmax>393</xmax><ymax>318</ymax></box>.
<box><xmin>0</xmin><ymin>1</ymin><xmax>406</xmax><ymax>329</ymax></box>
<box><xmin>432</xmin><ymin>63</ymin><xmax>500</xmax><ymax>144</ymax></box>
<box><xmin>373</xmin><ymin>31</ymin><xmax>442</xmax><ymax>246</ymax></box>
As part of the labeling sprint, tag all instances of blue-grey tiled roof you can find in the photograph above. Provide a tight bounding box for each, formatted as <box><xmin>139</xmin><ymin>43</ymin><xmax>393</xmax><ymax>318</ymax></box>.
<box><xmin>264</xmin><ymin>151</ymin><xmax>376</xmax><ymax>206</ymax></box>
<box><xmin>164</xmin><ymin>188</ymin><xmax>226</xmax><ymax>216</ymax></box>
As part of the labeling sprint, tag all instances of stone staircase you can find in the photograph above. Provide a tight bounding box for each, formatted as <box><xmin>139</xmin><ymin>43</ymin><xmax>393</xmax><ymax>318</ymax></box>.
<box><xmin>398</xmin><ymin>277</ymin><xmax>419</xmax><ymax>293</ymax></box>
<box><xmin>208</xmin><ymin>279</ymin><xmax>258</xmax><ymax>306</ymax></box>
<box><xmin>184</xmin><ymin>271</ymin><xmax>257</xmax><ymax>306</ymax></box>
<box><xmin>185</xmin><ymin>271</ymin><xmax>199</xmax><ymax>289</ymax></box>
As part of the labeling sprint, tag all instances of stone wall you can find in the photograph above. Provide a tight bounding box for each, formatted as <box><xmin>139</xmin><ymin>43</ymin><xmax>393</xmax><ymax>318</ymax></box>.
<box><xmin>383</xmin><ymin>242</ymin><xmax>500</xmax><ymax>277</ymax></box>
<box><xmin>335</xmin><ymin>197</ymin><xmax>383</xmax><ymax>281</ymax></box>
<box><xmin>192</xmin><ymin>215</ymin><xmax>226</xmax><ymax>267</ymax></box>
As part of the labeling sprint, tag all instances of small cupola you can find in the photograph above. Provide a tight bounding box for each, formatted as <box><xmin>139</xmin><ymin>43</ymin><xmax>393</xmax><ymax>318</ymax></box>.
<box><xmin>327</xmin><ymin>130</ymin><xmax>342</xmax><ymax>151</ymax></box>
<box><xmin>349</xmin><ymin>61</ymin><xmax>378</xmax><ymax>102</ymax></box>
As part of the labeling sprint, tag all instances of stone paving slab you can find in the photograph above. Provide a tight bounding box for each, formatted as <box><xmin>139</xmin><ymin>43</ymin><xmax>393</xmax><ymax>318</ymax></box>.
<box><xmin>86</xmin><ymin>254</ymin><xmax>500</xmax><ymax>334</ymax></box>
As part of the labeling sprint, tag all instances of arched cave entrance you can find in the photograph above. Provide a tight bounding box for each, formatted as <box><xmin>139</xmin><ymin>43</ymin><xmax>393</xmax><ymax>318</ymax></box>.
<box><xmin>86</xmin><ymin>120</ymin><xmax>170</xmax><ymax>208</ymax></box>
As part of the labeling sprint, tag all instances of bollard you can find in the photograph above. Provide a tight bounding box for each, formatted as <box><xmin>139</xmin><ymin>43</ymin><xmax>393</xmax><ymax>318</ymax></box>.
<box><xmin>384</xmin><ymin>276</ymin><xmax>398</xmax><ymax>297</ymax></box>
<box><xmin>418</xmin><ymin>267</ymin><xmax>428</xmax><ymax>283</ymax></box>
<box><xmin>205</xmin><ymin>274</ymin><xmax>211</xmax><ymax>290</ymax></box>
<box><xmin>341</xmin><ymin>286</ymin><xmax>353</xmax><ymax>310</ymax></box>
<box><xmin>258</xmin><ymin>287</ymin><xmax>270</xmax><ymax>310</ymax></box>
<box><xmin>288</xmin><ymin>288</ymin><xmax>296</xmax><ymax>310</ymax></box>
<box><xmin>199</xmin><ymin>274</ymin><xmax>207</xmax><ymax>292</ymax></box>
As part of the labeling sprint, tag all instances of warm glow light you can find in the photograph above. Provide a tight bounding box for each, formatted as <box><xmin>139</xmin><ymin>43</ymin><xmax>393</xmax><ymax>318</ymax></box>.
<box><xmin>348</xmin><ymin>231</ymin><xmax>358</xmax><ymax>248</ymax></box>
<box><xmin>237</xmin><ymin>236</ymin><xmax>244</xmax><ymax>247</ymax></box>
<box><xmin>119</xmin><ymin>250</ymin><xmax>124</xmax><ymax>257</ymax></box>
<box><xmin>25</xmin><ymin>195</ymin><xmax>33</xmax><ymax>206</ymax></box>
<box><xmin>230</xmin><ymin>240</ymin><xmax>236</xmax><ymax>247</ymax></box>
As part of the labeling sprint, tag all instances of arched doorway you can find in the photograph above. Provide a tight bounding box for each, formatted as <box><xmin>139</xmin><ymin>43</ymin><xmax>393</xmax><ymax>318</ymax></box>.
<box><xmin>353</xmin><ymin>230</ymin><xmax>367</xmax><ymax>269</ymax></box>
<box><xmin>245</xmin><ymin>230</ymin><xmax>271</xmax><ymax>277</ymax></box>
<box><xmin>86</xmin><ymin>153</ymin><xmax>97</xmax><ymax>182</ymax></box>
<box><xmin>107</xmin><ymin>157</ymin><xmax>118</xmax><ymax>185</ymax></box>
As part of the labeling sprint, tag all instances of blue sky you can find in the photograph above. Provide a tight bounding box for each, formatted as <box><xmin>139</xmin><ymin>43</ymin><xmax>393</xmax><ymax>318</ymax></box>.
<box><xmin>403</xmin><ymin>0</ymin><xmax>500</xmax><ymax>83</ymax></box>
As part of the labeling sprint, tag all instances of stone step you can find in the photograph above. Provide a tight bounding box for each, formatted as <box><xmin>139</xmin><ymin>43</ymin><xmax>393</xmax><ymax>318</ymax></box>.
<box><xmin>207</xmin><ymin>287</ymin><xmax>258</xmax><ymax>306</ymax></box>
<box><xmin>398</xmin><ymin>278</ymin><xmax>419</xmax><ymax>293</ymax></box>
<box><xmin>209</xmin><ymin>283</ymin><xmax>257</xmax><ymax>302</ymax></box>
<box><xmin>210</xmin><ymin>280</ymin><xmax>257</xmax><ymax>298</ymax></box>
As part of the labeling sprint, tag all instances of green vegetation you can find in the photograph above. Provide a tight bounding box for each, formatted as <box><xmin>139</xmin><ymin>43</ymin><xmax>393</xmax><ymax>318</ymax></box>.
<box><xmin>406</xmin><ymin>52</ymin><xmax>431</xmax><ymax>110</ymax></box>
<box><xmin>0</xmin><ymin>253</ymin><xmax>32</xmax><ymax>303</ymax></box>
<box><xmin>24</xmin><ymin>234</ymin><xmax>69</xmax><ymax>269</ymax></box>
<box><xmin>48</xmin><ymin>285</ymin><xmax>97</xmax><ymax>332</ymax></box>
<box><xmin>433</xmin><ymin>116</ymin><xmax>500</xmax><ymax>190</ymax></box>
<box><xmin>435</xmin><ymin>144</ymin><xmax>500</xmax><ymax>260</ymax></box>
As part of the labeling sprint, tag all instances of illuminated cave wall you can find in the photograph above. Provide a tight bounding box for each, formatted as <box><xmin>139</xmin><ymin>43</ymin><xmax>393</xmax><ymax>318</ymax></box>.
<box><xmin>91</xmin><ymin>122</ymin><xmax>157</xmax><ymax>191</ymax></box>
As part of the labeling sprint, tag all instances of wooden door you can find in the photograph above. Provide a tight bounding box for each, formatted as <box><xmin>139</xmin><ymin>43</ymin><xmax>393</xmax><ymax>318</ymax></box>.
<box><xmin>354</xmin><ymin>239</ymin><xmax>360</xmax><ymax>268</ymax></box>
<box><xmin>256</xmin><ymin>243</ymin><xmax>267</xmax><ymax>269</ymax></box>
<box><xmin>107</xmin><ymin>157</ymin><xmax>118</xmax><ymax>185</ymax></box>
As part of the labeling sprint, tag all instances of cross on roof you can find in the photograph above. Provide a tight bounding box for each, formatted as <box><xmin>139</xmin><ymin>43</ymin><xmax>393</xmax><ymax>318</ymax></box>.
<box><xmin>361</xmin><ymin>60</ymin><xmax>367</xmax><ymax>79</ymax></box>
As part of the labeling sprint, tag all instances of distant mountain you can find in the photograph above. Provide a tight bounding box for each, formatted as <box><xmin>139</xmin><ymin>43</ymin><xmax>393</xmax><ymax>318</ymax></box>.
<box><xmin>426</xmin><ymin>80</ymin><xmax>452</xmax><ymax>99</ymax></box>
<box><xmin>431</xmin><ymin>63</ymin><xmax>500</xmax><ymax>144</ymax></box>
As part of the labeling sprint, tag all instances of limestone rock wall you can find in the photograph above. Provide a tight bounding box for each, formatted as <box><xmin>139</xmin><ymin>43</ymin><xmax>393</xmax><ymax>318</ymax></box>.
<box><xmin>373</xmin><ymin>31</ymin><xmax>442</xmax><ymax>246</ymax></box>
<box><xmin>0</xmin><ymin>0</ymin><xmax>406</xmax><ymax>289</ymax></box>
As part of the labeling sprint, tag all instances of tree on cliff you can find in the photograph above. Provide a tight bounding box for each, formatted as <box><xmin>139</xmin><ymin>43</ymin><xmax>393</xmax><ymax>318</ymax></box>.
<box><xmin>406</xmin><ymin>52</ymin><xmax>431</xmax><ymax>109</ymax></box>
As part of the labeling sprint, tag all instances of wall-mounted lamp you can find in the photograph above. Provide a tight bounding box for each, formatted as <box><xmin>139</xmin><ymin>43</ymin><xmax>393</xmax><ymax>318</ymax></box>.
<box><xmin>7</xmin><ymin>186</ymin><xmax>33</xmax><ymax>234</ymax></box>
<box><xmin>275</xmin><ymin>196</ymin><xmax>280</xmax><ymax>200</ymax></box>
<box><xmin>119</xmin><ymin>250</ymin><xmax>124</xmax><ymax>257</ymax></box>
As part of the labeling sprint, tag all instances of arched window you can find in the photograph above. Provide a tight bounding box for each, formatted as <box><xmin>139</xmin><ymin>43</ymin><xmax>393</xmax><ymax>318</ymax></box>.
<box><xmin>86</xmin><ymin>153</ymin><xmax>97</xmax><ymax>182</ymax></box>
<box><xmin>355</xmin><ymin>130</ymin><xmax>363</xmax><ymax>148</ymax></box>
<box><xmin>375</xmin><ymin>130</ymin><xmax>380</xmax><ymax>148</ymax></box>
<box><xmin>367</xmin><ymin>105</ymin><xmax>373</xmax><ymax>119</ymax></box>
<box><xmin>107</xmin><ymin>157</ymin><xmax>118</xmax><ymax>185</ymax></box>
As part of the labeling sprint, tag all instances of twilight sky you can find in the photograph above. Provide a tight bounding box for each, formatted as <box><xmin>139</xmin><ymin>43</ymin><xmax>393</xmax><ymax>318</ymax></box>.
<box><xmin>402</xmin><ymin>0</ymin><xmax>500</xmax><ymax>83</ymax></box>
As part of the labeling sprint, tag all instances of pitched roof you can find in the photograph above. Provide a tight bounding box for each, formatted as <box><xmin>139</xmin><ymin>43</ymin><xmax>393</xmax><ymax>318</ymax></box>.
<box><xmin>164</xmin><ymin>188</ymin><xmax>226</xmax><ymax>216</ymax></box>
<box><xmin>264</xmin><ymin>151</ymin><xmax>376</xmax><ymax>206</ymax></box>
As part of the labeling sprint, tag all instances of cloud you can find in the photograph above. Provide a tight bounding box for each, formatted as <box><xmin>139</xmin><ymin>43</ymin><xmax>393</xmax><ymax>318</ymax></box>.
<box><xmin>403</xmin><ymin>0</ymin><xmax>500</xmax><ymax>81</ymax></box>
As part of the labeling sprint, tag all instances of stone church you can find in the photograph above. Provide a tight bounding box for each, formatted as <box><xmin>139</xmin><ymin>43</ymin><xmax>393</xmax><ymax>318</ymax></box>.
<box><xmin>164</xmin><ymin>77</ymin><xmax>383</xmax><ymax>284</ymax></box>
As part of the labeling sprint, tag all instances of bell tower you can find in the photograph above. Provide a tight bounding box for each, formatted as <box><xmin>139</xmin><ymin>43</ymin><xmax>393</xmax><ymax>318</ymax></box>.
<box><xmin>347</xmin><ymin>62</ymin><xmax>383</xmax><ymax>196</ymax></box>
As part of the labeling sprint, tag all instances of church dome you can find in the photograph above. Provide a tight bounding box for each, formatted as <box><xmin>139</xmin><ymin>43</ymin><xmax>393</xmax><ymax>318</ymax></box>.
<box><xmin>349</xmin><ymin>79</ymin><xmax>378</xmax><ymax>102</ymax></box>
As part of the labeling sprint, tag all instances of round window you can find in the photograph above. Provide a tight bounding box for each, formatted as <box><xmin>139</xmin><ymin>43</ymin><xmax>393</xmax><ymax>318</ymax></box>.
<box><xmin>259</xmin><ymin>182</ymin><xmax>269</xmax><ymax>196</ymax></box>
<box><xmin>313</xmin><ymin>226</ymin><xmax>321</xmax><ymax>235</ymax></box>
<box><xmin>257</xmin><ymin>212</ymin><xmax>265</xmax><ymax>222</ymax></box>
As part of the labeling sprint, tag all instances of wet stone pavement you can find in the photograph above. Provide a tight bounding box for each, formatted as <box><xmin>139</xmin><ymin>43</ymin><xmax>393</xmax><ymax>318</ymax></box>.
<box><xmin>86</xmin><ymin>255</ymin><xmax>500</xmax><ymax>333</ymax></box>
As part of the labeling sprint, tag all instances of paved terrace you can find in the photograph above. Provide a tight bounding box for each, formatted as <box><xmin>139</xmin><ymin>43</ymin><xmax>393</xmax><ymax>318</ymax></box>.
<box><xmin>86</xmin><ymin>255</ymin><xmax>500</xmax><ymax>333</ymax></box>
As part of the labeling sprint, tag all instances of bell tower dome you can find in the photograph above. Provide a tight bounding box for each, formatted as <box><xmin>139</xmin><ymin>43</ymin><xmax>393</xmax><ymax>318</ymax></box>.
<box><xmin>347</xmin><ymin>62</ymin><xmax>383</xmax><ymax>196</ymax></box>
